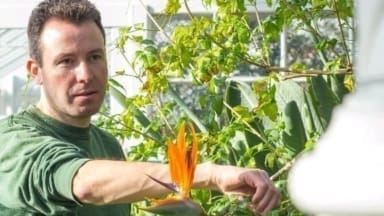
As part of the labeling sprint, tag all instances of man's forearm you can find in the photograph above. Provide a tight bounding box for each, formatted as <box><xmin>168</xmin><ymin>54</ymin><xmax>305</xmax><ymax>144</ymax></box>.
<box><xmin>72</xmin><ymin>160</ymin><xmax>171</xmax><ymax>204</ymax></box>
<box><xmin>72</xmin><ymin>160</ymin><xmax>218</xmax><ymax>205</ymax></box>
<box><xmin>193</xmin><ymin>162</ymin><xmax>218</xmax><ymax>190</ymax></box>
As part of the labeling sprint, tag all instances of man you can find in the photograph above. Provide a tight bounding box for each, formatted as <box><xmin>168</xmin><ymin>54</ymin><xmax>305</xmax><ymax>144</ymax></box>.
<box><xmin>0</xmin><ymin>0</ymin><xmax>281</xmax><ymax>215</ymax></box>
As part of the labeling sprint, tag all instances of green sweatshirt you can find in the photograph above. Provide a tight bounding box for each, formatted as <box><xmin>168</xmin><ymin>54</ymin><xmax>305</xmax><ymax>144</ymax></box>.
<box><xmin>0</xmin><ymin>106</ymin><xmax>131</xmax><ymax>215</ymax></box>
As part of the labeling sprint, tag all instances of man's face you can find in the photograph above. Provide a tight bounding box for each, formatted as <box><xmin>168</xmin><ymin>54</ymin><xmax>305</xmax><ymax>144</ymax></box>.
<box><xmin>32</xmin><ymin>18</ymin><xmax>107</xmax><ymax>126</ymax></box>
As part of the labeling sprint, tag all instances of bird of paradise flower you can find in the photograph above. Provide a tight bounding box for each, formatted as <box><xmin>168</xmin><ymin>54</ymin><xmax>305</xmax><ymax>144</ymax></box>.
<box><xmin>141</xmin><ymin>121</ymin><xmax>207</xmax><ymax>216</ymax></box>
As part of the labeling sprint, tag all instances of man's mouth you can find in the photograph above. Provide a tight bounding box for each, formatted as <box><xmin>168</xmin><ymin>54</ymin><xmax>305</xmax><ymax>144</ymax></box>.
<box><xmin>73</xmin><ymin>90</ymin><xmax>98</xmax><ymax>98</ymax></box>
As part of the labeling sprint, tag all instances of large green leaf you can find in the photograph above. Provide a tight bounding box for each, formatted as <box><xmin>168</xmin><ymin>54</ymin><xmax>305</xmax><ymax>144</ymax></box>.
<box><xmin>275</xmin><ymin>80</ymin><xmax>306</xmax><ymax>115</ymax></box>
<box><xmin>275</xmin><ymin>80</ymin><xmax>308</xmax><ymax>154</ymax></box>
<box><xmin>328</xmin><ymin>74</ymin><xmax>349</xmax><ymax>103</ymax></box>
<box><xmin>141</xmin><ymin>198</ymin><xmax>206</xmax><ymax>216</ymax></box>
<box><xmin>303</xmin><ymin>90</ymin><xmax>324</xmax><ymax>135</ymax></box>
<box><xmin>309</xmin><ymin>76</ymin><xmax>338</xmax><ymax>129</ymax></box>
<box><xmin>108</xmin><ymin>78</ymin><xmax>127</xmax><ymax>108</ymax></box>
<box><xmin>281</xmin><ymin>101</ymin><xmax>307</xmax><ymax>154</ymax></box>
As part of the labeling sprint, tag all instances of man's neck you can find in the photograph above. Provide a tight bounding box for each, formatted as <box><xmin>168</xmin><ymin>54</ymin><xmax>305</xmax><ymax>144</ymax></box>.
<box><xmin>36</xmin><ymin>102</ymin><xmax>91</xmax><ymax>128</ymax></box>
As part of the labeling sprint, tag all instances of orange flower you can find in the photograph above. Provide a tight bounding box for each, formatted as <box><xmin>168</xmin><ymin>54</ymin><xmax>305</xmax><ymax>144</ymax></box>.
<box><xmin>168</xmin><ymin>121</ymin><xmax>198</xmax><ymax>198</ymax></box>
<box><xmin>142</xmin><ymin>121</ymin><xmax>206</xmax><ymax>216</ymax></box>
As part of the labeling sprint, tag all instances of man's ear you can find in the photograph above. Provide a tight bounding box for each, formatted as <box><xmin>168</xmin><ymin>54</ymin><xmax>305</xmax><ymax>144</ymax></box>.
<box><xmin>26</xmin><ymin>58</ymin><xmax>43</xmax><ymax>85</ymax></box>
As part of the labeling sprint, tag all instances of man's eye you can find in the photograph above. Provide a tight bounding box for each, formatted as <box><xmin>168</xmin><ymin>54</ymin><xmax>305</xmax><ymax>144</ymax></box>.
<box><xmin>90</xmin><ymin>54</ymin><xmax>103</xmax><ymax>61</ymax></box>
<box><xmin>59</xmin><ymin>58</ymin><xmax>73</xmax><ymax>65</ymax></box>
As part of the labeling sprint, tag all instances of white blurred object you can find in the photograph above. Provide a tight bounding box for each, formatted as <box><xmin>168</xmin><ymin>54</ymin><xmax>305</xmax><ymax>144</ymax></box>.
<box><xmin>288</xmin><ymin>0</ymin><xmax>384</xmax><ymax>215</ymax></box>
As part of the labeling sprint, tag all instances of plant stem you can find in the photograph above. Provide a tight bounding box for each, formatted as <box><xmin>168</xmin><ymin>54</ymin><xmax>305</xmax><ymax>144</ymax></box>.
<box><xmin>333</xmin><ymin>0</ymin><xmax>352</xmax><ymax>66</ymax></box>
<box><xmin>98</xmin><ymin>112</ymin><xmax>160</xmax><ymax>142</ymax></box>
<box><xmin>154</xmin><ymin>96</ymin><xmax>175</xmax><ymax>136</ymax></box>
<box><xmin>183</xmin><ymin>0</ymin><xmax>194</xmax><ymax>20</ymax></box>
<box><xmin>267</xmin><ymin>66</ymin><xmax>353</xmax><ymax>75</ymax></box>
<box><xmin>137</xmin><ymin>0</ymin><xmax>173</xmax><ymax>44</ymax></box>
<box><xmin>270</xmin><ymin>151</ymin><xmax>305</xmax><ymax>181</ymax></box>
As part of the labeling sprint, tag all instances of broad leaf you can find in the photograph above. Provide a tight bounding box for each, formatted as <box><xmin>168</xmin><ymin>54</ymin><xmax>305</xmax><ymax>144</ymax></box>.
<box><xmin>310</xmin><ymin>76</ymin><xmax>338</xmax><ymax>128</ymax></box>
<box><xmin>141</xmin><ymin>198</ymin><xmax>206</xmax><ymax>216</ymax></box>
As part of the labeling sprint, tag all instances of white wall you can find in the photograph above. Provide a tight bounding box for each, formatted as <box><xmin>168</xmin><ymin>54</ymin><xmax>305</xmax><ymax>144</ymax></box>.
<box><xmin>0</xmin><ymin>0</ymin><xmax>135</xmax><ymax>27</ymax></box>
<box><xmin>0</xmin><ymin>65</ymin><xmax>39</xmax><ymax>118</ymax></box>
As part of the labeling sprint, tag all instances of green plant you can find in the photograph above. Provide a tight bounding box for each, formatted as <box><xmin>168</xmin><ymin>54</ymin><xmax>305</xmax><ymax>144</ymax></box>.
<box><xmin>97</xmin><ymin>0</ymin><xmax>355</xmax><ymax>215</ymax></box>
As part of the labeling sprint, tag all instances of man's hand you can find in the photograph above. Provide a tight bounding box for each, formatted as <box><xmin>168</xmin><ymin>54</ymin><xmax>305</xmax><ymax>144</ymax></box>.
<box><xmin>213</xmin><ymin>165</ymin><xmax>281</xmax><ymax>214</ymax></box>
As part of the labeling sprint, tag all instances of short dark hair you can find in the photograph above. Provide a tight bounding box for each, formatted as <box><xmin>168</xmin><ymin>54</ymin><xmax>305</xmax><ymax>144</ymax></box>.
<box><xmin>27</xmin><ymin>0</ymin><xmax>106</xmax><ymax>65</ymax></box>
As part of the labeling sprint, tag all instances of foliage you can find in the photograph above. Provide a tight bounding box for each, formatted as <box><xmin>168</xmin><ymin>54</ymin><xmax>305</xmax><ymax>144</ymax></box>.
<box><xmin>97</xmin><ymin>0</ymin><xmax>355</xmax><ymax>215</ymax></box>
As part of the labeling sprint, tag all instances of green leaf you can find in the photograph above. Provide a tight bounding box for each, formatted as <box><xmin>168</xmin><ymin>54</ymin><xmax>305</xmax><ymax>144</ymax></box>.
<box><xmin>202</xmin><ymin>0</ymin><xmax>212</xmax><ymax>6</ymax></box>
<box><xmin>344</xmin><ymin>74</ymin><xmax>355</xmax><ymax>91</ymax></box>
<box><xmin>312</xmin><ymin>0</ymin><xmax>327</xmax><ymax>9</ymax></box>
<box><xmin>141</xmin><ymin>198</ymin><xmax>206</xmax><ymax>216</ymax></box>
<box><xmin>108</xmin><ymin>79</ymin><xmax>126</xmax><ymax>108</ymax></box>
<box><xmin>310</xmin><ymin>76</ymin><xmax>338</xmax><ymax>128</ymax></box>
<box><xmin>265</xmin><ymin>152</ymin><xmax>276</xmax><ymax>169</ymax></box>
<box><xmin>281</xmin><ymin>101</ymin><xmax>307</xmax><ymax>154</ymax></box>
<box><xmin>262</xmin><ymin>102</ymin><xmax>278</xmax><ymax>121</ymax></box>
<box><xmin>164</xmin><ymin>0</ymin><xmax>181</xmax><ymax>15</ymax></box>
<box><xmin>275</xmin><ymin>80</ymin><xmax>311</xmax><ymax>154</ymax></box>
<box><xmin>329</xmin><ymin>74</ymin><xmax>349</xmax><ymax>103</ymax></box>
<box><xmin>212</xmin><ymin>95</ymin><xmax>224</xmax><ymax>115</ymax></box>
<box><xmin>233</xmin><ymin>106</ymin><xmax>254</xmax><ymax>123</ymax></box>
<box><xmin>304</xmin><ymin>90</ymin><xmax>324</xmax><ymax>135</ymax></box>
<box><xmin>145</xmin><ymin>45</ymin><xmax>158</xmax><ymax>54</ymax></box>
<box><xmin>275</xmin><ymin>80</ymin><xmax>309</xmax><ymax>136</ymax></box>
<box><xmin>200</xmin><ymin>38</ymin><xmax>212</xmax><ymax>49</ymax></box>
<box><xmin>237</xmin><ymin>27</ymin><xmax>250</xmax><ymax>43</ymax></box>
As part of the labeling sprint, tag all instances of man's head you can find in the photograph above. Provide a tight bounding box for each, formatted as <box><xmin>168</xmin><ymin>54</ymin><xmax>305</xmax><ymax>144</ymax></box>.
<box><xmin>28</xmin><ymin>0</ymin><xmax>105</xmax><ymax>65</ymax></box>
<box><xmin>26</xmin><ymin>0</ymin><xmax>108</xmax><ymax>127</ymax></box>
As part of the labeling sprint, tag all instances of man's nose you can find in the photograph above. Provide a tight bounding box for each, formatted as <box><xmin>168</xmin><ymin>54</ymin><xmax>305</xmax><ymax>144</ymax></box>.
<box><xmin>76</xmin><ymin>62</ymin><xmax>93</xmax><ymax>83</ymax></box>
